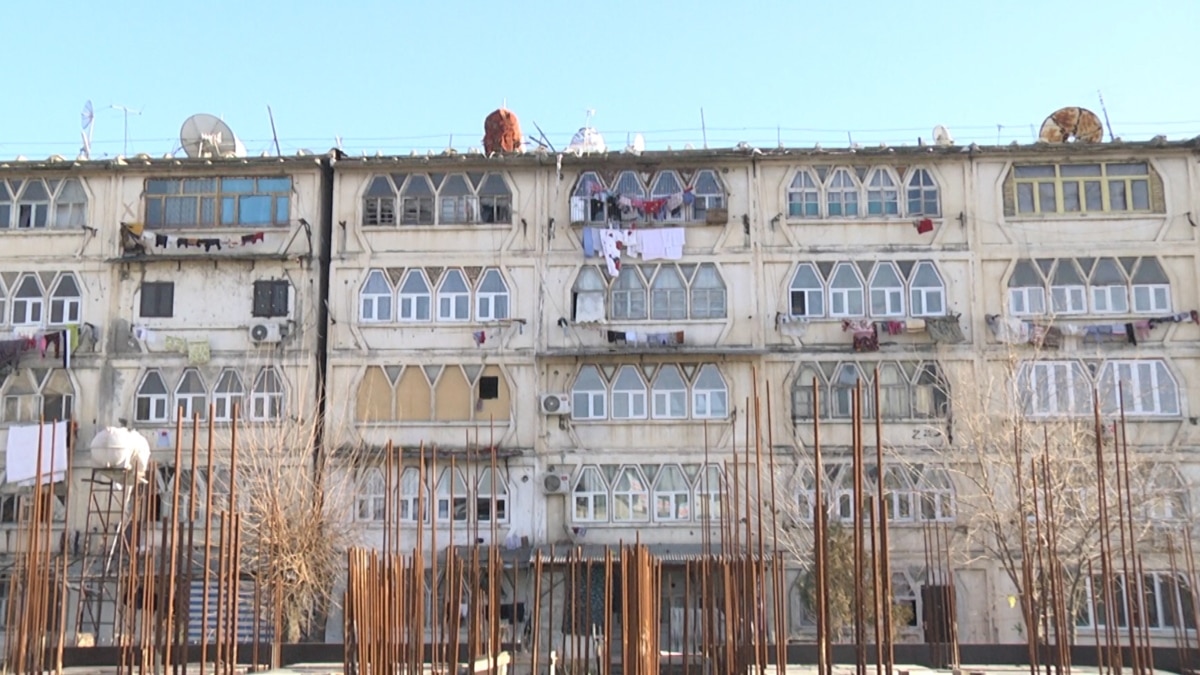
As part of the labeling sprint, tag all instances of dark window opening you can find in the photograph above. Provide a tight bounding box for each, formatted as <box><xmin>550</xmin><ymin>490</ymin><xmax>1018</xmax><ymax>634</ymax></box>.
<box><xmin>253</xmin><ymin>280</ymin><xmax>289</xmax><ymax>318</ymax></box>
<box><xmin>139</xmin><ymin>282</ymin><xmax>175</xmax><ymax>318</ymax></box>
<box><xmin>479</xmin><ymin>376</ymin><xmax>500</xmax><ymax>400</ymax></box>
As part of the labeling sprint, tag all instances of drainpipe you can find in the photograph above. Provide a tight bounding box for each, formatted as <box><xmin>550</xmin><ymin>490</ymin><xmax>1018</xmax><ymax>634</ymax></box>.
<box><xmin>314</xmin><ymin>154</ymin><xmax>336</xmax><ymax>477</ymax></box>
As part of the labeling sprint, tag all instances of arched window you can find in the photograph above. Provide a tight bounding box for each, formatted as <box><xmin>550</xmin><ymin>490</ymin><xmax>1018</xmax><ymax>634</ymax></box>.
<box><xmin>866</xmin><ymin>168</ymin><xmax>899</xmax><ymax>216</ymax></box>
<box><xmin>919</xmin><ymin>467</ymin><xmax>956</xmax><ymax>522</ymax></box>
<box><xmin>1131</xmin><ymin>258</ymin><xmax>1170</xmax><ymax>314</ymax></box>
<box><xmin>0</xmin><ymin>278</ymin><xmax>7</xmax><ymax>325</ymax></box>
<box><xmin>175</xmin><ymin>369</ymin><xmax>207</xmax><ymax>421</ymax></box>
<box><xmin>828</xmin><ymin>263</ymin><xmax>864</xmax><ymax>317</ymax></box>
<box><xmin>913</xmin><ymin>363</ymin><xmax>949</xmax><ymax>419</ymax></box>
<box><xmin>787</xmin><ymin>170</ymin><xmax>821</xmax><ymax>218</ymax></box>
<box><xmin>573</xmin><ymin>466</ymin><xmax>609</xmax><ymax>522</ymax></box>
<box><xmin>475</xmin><ymin>269</ymin><xmax>509</xmax><ymax>321</ymax></box>
<box><xmin>882</xmin><ymin>466</ymin><xmax>915</xmax><ymax>522</ymax></box>
<box><xmin>792</xmin><ymin>365</ymin><xmax>826</xmax><ymax>420</ymax></box>
<box><xmin>695</xmin><ymin>465</ymin><xmax>723</xmax><ymax>520</ymax></box>
<box><xmin>571</xmin><ymin>366</ymin><xmax>607</xmax><ymax>420</ymax></box>
<box><xmin>1007</xmin><ymin>260</ymin><xmax>1046</xmax><ymax>316</ymax></box>
<box><xmin>693</xmin><ymin>365</ymin><xmax>728</xmax><ymax>419</ymax></box>
<box><xmin>825</xmin><ymin>169</ymin><xmax>859</xmax><ymax>217</ymax></box>
<box><xmin>436</xmin><ymin>270</ymin><xmax>470</xmax><ymax>321</ymax></box>
<box><xmin>653</xmin><ymin>465</ymin><xmax>691</xmax><ymax>521</ymax></box>
<box><xmin>572</xmin><ymin>266</ymin><xmax>608</xmax><ymax>323</ymax></box>
<box><xmin>478</xmin><ymin>174</ymin><xmax>512</xmax><ymax>224</ymax></box>
<box><xmin>1143</xmin><ymin>465</ymin><xmax>1187</xmax><ymax>522</ymax></box>
<box><xmin>1089</xmin><ymin>257</ymin><xmax>1128</xmax><ymax>314</ymax></box>
<box><xmin>649</xmin><ymin>171</ymin><xmax>685</xmax><ymax>221</ymax></box>
<box><xmin>1050</xmin><ymin>260</ymin><xmax>1087</xmax><ymax>314</ymax></box>
<box><xmin>611</xmin><ymin>366</ymin><xmax>647</xmax><ymax>420</ymax></box>
<box><xmin>877</xmin><ymin>363</ymin><xmax>910</xmax><ymax>419</ymax></box>
<box><xmin>906</xmin><ymin>169</ymin><xmax>939</xmax><ymax>216</ymax></box>
<box><xmin>830</xmin><ymin>364</ymin><xmax>868</xmax><ymax>419</ymax></box>
<box><xmin>16</xmin><ymin>179</ymin><xmax>50</xmax><ymax>229</ymax></box>
<box><xmin>397</xmin><ymin>468</ymin><xmax>422</xmax><ymax>522</ymax></box>
<box><xmin>1018</xmin><ymin>361</ymin><xmax>1090</xmax><ymax>416</ymax></box>
<box><xmin>135</xmin><ymin>371</ymin><xmax>169</xmax><ymax>423</ymax></box>
<box><xmin>438</xmin><ymin>174</ymin><xmax>477</xmax><ymax>224</ymax></box>
<box><xmin>789</xmin><ymin>263</ymin><xmax>824</xmax><ymax>318</ymax></box>
<box><xmin>868</xmin><ymin>262</ymin><xmax>905</xmax><ymax>317</ymax></box>
<box><xmin>572</xmin><ymin>172</ymin><xmax>608</xmax><ymax>222</ymax></box>
<box><xmin>691</xmin><ymin>170</ymin><xmax>725</xmax><ymax>221</ymax></box>
<box><xmin>649</xmin><ymin>266</ymin><xmax>687</xmax><ymax>320</ymax></box>
<box><xmin>612</xmin><ymin>171</ymin><xmax>645</xmax><ymax>200</ymax></box>
<box><xmin>909</xmin><ymin>262</ymin><xmax>945</xmax><ymax>317</ymax></box>
<box><xmin>611</xmin><ymin>267</ymin><xmax>647</xmax><ymax>320</ymax></box>
<box><xmin>0</xmin><ymin>182</ymin><xmax>11</xmax><ymax>229</ymax></box>
<box><xmin>476</xmin><ymin>468</ymin><xmax>508</xmax><ymax>523</ymax></box>
<box><xmin>213</xmin><ymin>370</ymin><xmax>244</xmax><ymax>422</ymax></box>
<box><xmin>12</xmin><ymin>275</ymin><xmax>43</xmax><ymax>326</ymax></box>
<box><xmin>612</xmin><ymin>466</ymin><xmax>649</xmax><ymax>522</ymax></box>
<box><xmin>435</xmin><ymin>468</ymin><xmax>469</xmax><ymax>523</ymax></box>
<box><xmin>250</xmin><ymin>368</ymin><xmax>285</xmax><ymax>421</ymax></box>
<box><xmin>1098</xmin><ymin>360</ymin><xmax>1179</xmax><ymax>416</ymax></box>
<box><xmin>363</xmin><ymin>175</ymin><xmax>398</xmax><ymax>226</ymax></box>
<box><xmin>398</xmin><ymin>270</ymin><xmax>432</xmax><ymax>322</ymax></box>
<box><xmin>690</xmin><ymin>264</ymin><xmax>726</xmax><ymax>319</ymax></box>
<box><xmin>53</xmin><ymin>179</ymin><xmax>88</xmax><ymax>228</ymax></box>
<box><xmin>651</xmin><ymin>365</ymin><xmax>687</xmax><ymax>419</ymax></box>
<box><xmin>355</xmin><ymin>468</ymin><xmax>387</xmax><ymax>522</ymax></box>
<box><xmin>360</xmin><ymin>270</ymin><xmax>393</xmax><ymax>323</ymax></box>
<box><xmin>399</xmin><ymin>175</ymin><xmax>435</xmax><ymax>225</ymax></box>
<box><xmin>49</xmin><ymin>273</ymin><xmax>82</xmax><ymax>325</ymax></box>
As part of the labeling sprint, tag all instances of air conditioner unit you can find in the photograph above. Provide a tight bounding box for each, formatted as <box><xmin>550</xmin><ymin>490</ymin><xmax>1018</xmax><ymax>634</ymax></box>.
<box><xmin>249</xmin><ymin>323</ymin><xmax>283</xmax><ymax>344</ymax></box>
<box><xmin>540</xmin><ymin>393</ymin><xmax>571</xmax><ymax>416</ymax></box>
<box><xmin>542</xmin><ymin>472</ymin><xmax>572</xmax><ymax>495</ymax></box>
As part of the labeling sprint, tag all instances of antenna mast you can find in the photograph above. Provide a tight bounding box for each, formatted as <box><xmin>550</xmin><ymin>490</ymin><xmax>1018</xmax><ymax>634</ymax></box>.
<box><xmin>1097</xmin><ymin>90</ymin><xmax>1116</xmax><ymax>141</ymax></box>
<box><xmin>110</xmin><ymin>104</ymin><xmax>142</xmax><ymax>156</ymax></box>
<box><xmin>267</xmin><ymin>105</ymin><xmax>282</xmax><ymax>157</ymax></box>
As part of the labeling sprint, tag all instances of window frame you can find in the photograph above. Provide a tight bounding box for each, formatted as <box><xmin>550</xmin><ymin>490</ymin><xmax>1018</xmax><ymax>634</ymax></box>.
<box><xmin>652</xmin><ymin>465</ymin><xmax>692</xmax><ymax>522</ymax></box>
<box><xmin>249</xmin><ymin>368</ymin><xmax>285</xmax><ymax>421</ymax></box>
<box><xmin>135</xmin><ymin>370</ymin><xmax>170</xmax><ymax>424</ymax></box>
<box><xmin>787</xmin><ymin>169</ymin><xmax>822</xmax><ymax>219</ymax></box>
<box><xmin>825</xmin><ymin>168</ymin><xmax>861</xmax><ymax>218</ymax></box>
<box><xmin>651</xmin><ymin>366</ymin><xmax>688</xmax><ymax>420</ymax></box>
<box><xmin>397</xmin><ymin>269</ymin><xmax>432</xmax><ymax>322</ymax></box>
<box><xmin>865</xmin><ymin>168</ymin><xmax>900</xmax><ymax>217</ymax></box>
<box><xmin>610</xmin><ymin>366</ymin><xmax>648</xmax><ymax>420</ymax></box>
<box><xmin>144</xmin><ymin>176</ymin><xmax>291</xmax><ymax>228</ymax></box>
<box><xmin>1012</xmin><ymin>162</ymin><xmax>1153</xmax><ymax>216</ymax></box>
<box><xmin>475</xmin><ymin>269</ymin><xmax>510</xmax><ymax>322</ymax></box>
<box><xmin>49</xmin><ymin>273</ymin><xmax>82</xmax><ymax>325</ymax></box>
<box><xmin>905</xmin><ymin>168</ymin><xmax>940</xmax><ymax>217</ymax></box>
<box><xmin>359</xmin><ymin>270</ymin><xmax>394</xmax><ymax>323</ymax></box>
<box><xmin>692</xmin><ymin>365</ymin><xmax>729</xmax><ymax>420</ymax></box>
<box><xmin>570</xmin><ymin>366</ymin><xmax>607</xmax><ymax>421</ymax></box>
<box><xmin>827</xmin><ymin>263</ymin><xmax>865</xmax><ymax>318</ymax></box>
<box><xmin>11</xmin><ymin>275</ymin><xmax>44</xmax><ymax>326</ymax></box>
<box><xmin>139</xmin><ymin>281</ymin><xmax>175</xmax><ymax>319</ymax></box>
<box><xmin>868</xmin><ymin>262</ymin><xmax>906</xmax><ymax>318</ymax></box>
<box><xmin>212</xmin><ymin>370</ymin><xmax>245</xmax><ymax>422</ymax></box>
<box><xmin>572</xmin><ymin>466</ymin><xmax>609</xmax><ymax>523</ymax></box>
<box><xmin>908</xmin><ymin>261</ymin><xmax>946</xmax><ymax>317</ymax></box>
<box><xmin>174</xmin><ymin>369</ymin><xmax>208</xmax><ymax>421</ymax></box>
<box><xmin>789</xmin><ymin>263</ymin><xmax>825</xmax><ymax>318</ymax></box>
<box><xmin>252</xmin><ymin>280</ymin><xmax>290</xmax><ymax>319</ymax></box>
<box><xmin>436</xmin><ymin>270</ymin><xmax>471</xmax><ymax>322</ymax></box>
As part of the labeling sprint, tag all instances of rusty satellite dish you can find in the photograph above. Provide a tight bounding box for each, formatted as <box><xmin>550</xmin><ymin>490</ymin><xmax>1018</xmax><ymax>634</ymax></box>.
<box><xmin>1038</xmin><ymin>107</ymin><xmax>1104</xmax><ymax>144</ymax></box>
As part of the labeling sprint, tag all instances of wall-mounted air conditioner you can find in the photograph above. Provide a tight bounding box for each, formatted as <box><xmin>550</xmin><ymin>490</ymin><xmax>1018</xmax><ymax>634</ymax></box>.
<box><xmin>540</xmin><ymin>393</ymin><xmax>571</xmax><ymax>416</ymax></box>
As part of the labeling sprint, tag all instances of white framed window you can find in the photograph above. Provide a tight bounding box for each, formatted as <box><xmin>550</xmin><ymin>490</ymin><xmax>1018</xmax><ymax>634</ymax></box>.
<box><xmin>791</xmin><ymin>365</ymin><xmax>827</xmax><ymax>420</ymax></box>
<box><xmin>689</xmin><ymin>264</ymin><xmax>726</xmax><ymax>319</ymax></box>
<box><xmin>649</xmin><ymin>266</ymin><xmax>687</xmax><ymax>320</ymax></box>
<box><xmin>212</xmin><ymin>370</ymin><xmax>244</xmax><ymax>422</ymax></box>
<box><xmin>250</xmin><ymin>368</ymin><xmax>285</xmax><ymax>421</ymax></box>
<box><xmin>398</xmin><ymin>270</ymin><xmax>432</xmax><ymax>322</ymax></box>
<box><xmin>825</xmin><ymin>169</ymin><xmax>860</xmax><ymax>217</ymax></box>
<box><xmin>866</xmin><ymin>168</ymin><xmax>900</xmax><ymax>216</ymax></box>
<box><xmin>397</xmin><ymin>468</ymin><xmax>422</xmax><ymax>522</ymax></box>
<box><xmin>438</xmin><ymin>174</ymin><xmax>478</xmax><ymax>225</ymax></box>
<box><xmin>649</xmin><ymin>171</ymin><xmax>686</xmax><ymax>221</ymax></box>
<box><xmin>610</xmin><ymin>267</ymin><xmax>647</xmax><ymax>320</ymax></box>
<box><xmin>52</xmin><ymin>179</ymin><xmax>88</xmax><ymax>228</ymax></box>
<box><xmin>1007</xmin><ymin>260</ymin><xmax>1046</xmax><ymax>316</ymax></box>
<box><xmin>828</xmin><ymin>263</ymin><xmax>865</xmax><ymax>317</ymax></box>
<box><xmin>572</xmin><ymin>266</ymin><xmax>607</xmax><ymax>321</ymax></box>
<box><xmin>571</xmin><ymin>172</ymin><xmax>608</xmax><ymax>223</ymax></box>
<box><xmin>909</xmin><ymin>261</ymin><xmax>945</xmax><ymax>316</ymax></box>
<box><xmin>1131</xmin><ymin>258</ymin><xmax>1171</xmax><ymax>314</ymax></box>
<box><xmin>1018</xmin><ymin>361</ymin><xmax>1090</xmax><ymax>417</ymax></box>
<box><xmin>1089</xmin><ymin>258</ymin><xmax>1128</xmax><ymax>314</ymax></box>
<box><xmin>918</xmin><ymin>468</ymin><xmax>956</xmax><ymax>522</ymax></box>
<box><xmin>868</xmin><ymin>262</ymin><xmax>905</xmax><ymax>317</ymax></box>
<box><xmin>15</xmin><ymin>180</ymin><xmax>50</xmax><ymax>229</ymax></box>
<box><xmin>477</xmin><ymin>174</ymin><xmax>513</xmax><ymax>224</ymax></box>
<box><xmin>49</xmin><ymin>273</ymin><xmax>82</xmax><ymax>325</ymax></box>
<box><xmin>135</xmin><ymin>371</ymin><xmax>170</xmax><ymax>423</ymax></box>
<box><xmin>11</xmin><ymin>275</ymin><xmax>43</xmax><ymax>326</ymax></box>
<box><xmin>174</xmin><ymin>369</ymin><xmax>207</xmax><ymax>421</ymax></box>
<box><xmin>882</xmin><ymin>467</ymin><xmax>915</xmax><ymax>522</ymax></box>
<box><xmin>1077</xmin><ymin>573</ymin><xmax>1196</xmax><ymax>630</ymax></box>
<box><xmin>653</xmin><ymin>465</ymin><xmax>691</xmax><ymax>521</ymax></box>
<box><xmin>355</xmin><ymin>468</ymin><xmax>387</xmax><ymax>522</ymax></box>
<box><xmin>399</xmin><ymin>175</ymin><xmax>435</xmax><ymax>225</ymax></box>
<box><xmin>359</xmin><ymin>270</ymin><xmax>393</xmax><ymax>323</ymax></box>
<box><xmin>906</xmin><ymin>168</ymin><xmax>940</xmax><ymax>216</ymax></box>
<box><xmin>789</xmin><ymin>263</ymin><xmax>824</xmax><ymax>317</ymax></box>
<box><xmin>476</xmin><ymin>467</ymin><xmax>508</xmax><ymax>523</ymax></box>
<box><xmin>612</xmin><ymin>466</ymin><xmax>649</xmax><ymax>522</ymax></box>
<box><xmin>573</xmin><ymin>466</ymin><xmax>609</xmax><ymax>522</ymax></box>
<box><xmin>611</xmin><ymin>366</ymin><xmax>647</xmax><ymax>420</ymax></box>
<box><xmin>571</xmin><ymin>366</ymin><xmax>607</xmax><ymax>420</ymax></box>
<box><xmin>612</xmin><ymin>171</ymin><xmax>646</xmax><ymax>204</ymax></box>
<box><xmin>692</xmin><ymin>365</ymin><xmax>728</xmax><ymax>419</ymax></box>
<box><xmin>695</xmin><ymin>465</ymin><xmax>723</xmax><ymax>520</ymax></box>
<box><xmin>0</xmin><ymin>278</ymin><xmax>7</xmax><ymax>326</ymax></box>
<box><xmin>436</xmin><ymin>270</ymin><xmax>470</xmax><ymax>321</ymax></box>
<box><xmin>362</xmin><ymin>175</ymin><xmax>397</xmax><ymax>226</ymax></box>
<box><xmin>1143</xmin><ymin>465</ymin><xmax>1187</xmax><ymax>522</ymax></box>
<box><xmin>830</xmin><ymin>364</ymin><xmax>868</xmax><ymax>419</ymax></box>
<box><xmin>434</xmin><ymin>467</ymin><xmax>469</xmax><ymax>523</ymax></box>
<box><xmin>787</xmin><ymin>170</ymin><xmax>821</xmax><ymax>218</ymax></box>
<box><xmin>877</xmin><ymin>363</ymin><xmax>911</xmax><ymax>420</ymax></box>
<box><xmin>1099</xmin><ymin>360</ymin><xmax>1179</xmax><ymax>416</ymax></box>
<box><xmin>1049</xmin><ymin>260</ymin><xmax>1087</xmax><ymax>314</ymax></box>
<box><xmin>475</xmin><ymin>269</ymin><xmax>509</xmax><ymax>321</ymax></box>
<box><xmin>651</xmin><ymin>365</ymin><xmax>688</xmax><ymax>419</ymax></box>
<box><xmin>691</xmin><ymin>170</ymin><xmax>725</xmax><ymax>221</ymax></box>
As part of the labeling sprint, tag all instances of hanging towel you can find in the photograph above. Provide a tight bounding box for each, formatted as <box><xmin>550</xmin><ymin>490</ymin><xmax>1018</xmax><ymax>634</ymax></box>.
<box><xmin>926</xmin><ymin>316</ymin><xmax>966</xmax><ymax>344</ymax></box>
<box><xmin>598</xmin><ymin>229</ymin><xmax>626</xmax><ymax>277</ymax></box>
<box><xmin>574</xmin><ymin>291</ymin><xmax>606</xmax><ymax>323</ymax></box>
<box><xmin>637</xmin><ymin>229</ymin><xmax>670</xmax><ymax>260</ymax></box>
<box><xmin>582</xmin><ymin>227</ymin><xmax>597</xmax><ymax>258</ymax></box>
<box><xmin>187</xmin><ymin>340</ymin><xmax>211</xmax><ymax>365</ymax></box>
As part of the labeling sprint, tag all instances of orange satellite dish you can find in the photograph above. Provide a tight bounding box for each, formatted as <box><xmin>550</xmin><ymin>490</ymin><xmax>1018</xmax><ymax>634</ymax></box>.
<box><xmin>1038</xmin><ymin>107</ymin><xmax>1104</xmax><ymax>144</ymax></box>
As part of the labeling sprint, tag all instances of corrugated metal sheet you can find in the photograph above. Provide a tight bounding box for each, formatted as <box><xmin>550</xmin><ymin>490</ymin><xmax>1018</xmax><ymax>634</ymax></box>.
<box><xmin>185</xmin><ymin>580</ymin><xmax>273</xmax><ymax>644</ymax></box>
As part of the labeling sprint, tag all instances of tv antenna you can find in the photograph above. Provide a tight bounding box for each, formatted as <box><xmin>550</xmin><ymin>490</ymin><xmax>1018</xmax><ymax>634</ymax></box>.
<box><xmin>179</xmin><ymin>113</ymin><xmax>246</xmax><ymax>158</ymax></box>
<box><xmin>80</xmin><ymin>101</ymin><xmax>95</xmax><ymax>159</ymax></box>
<box><xmin>109</xmin><ymin>104</ymin><xmax>141</xmax><ymax>156</ymax></box>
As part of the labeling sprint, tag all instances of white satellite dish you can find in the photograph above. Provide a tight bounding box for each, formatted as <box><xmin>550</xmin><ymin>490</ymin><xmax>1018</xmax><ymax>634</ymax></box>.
<box><xmin>180</xmin><ymin>113</ymin><xmax>246</xmax><ymax>159</ymax></box>
<box><xmin>568</xmin><ymin>127</ymin><xmax>606</xmax><ymax>155</ymax></box>
<box><xmin>626</xmin><ymin>133</ymin><xmax>645</xmax><ymax>155</ymax></box>
<box><xmin>933</xmin><ymin>125</ymin><xmax>954</xmax><ymax>147</ymax></box>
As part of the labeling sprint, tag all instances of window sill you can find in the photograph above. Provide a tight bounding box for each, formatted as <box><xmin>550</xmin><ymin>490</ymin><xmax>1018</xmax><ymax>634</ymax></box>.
<box><xmin>356</xmin><ymin>420</ymin><xmax>513</xmax><ymax>428</ymax></box>
<box><xmin>568</xmin><ymin>418</ymin><xmax>729</xmax><ymax>425</ymax></box>
<box><xmin>0</xmin><ymin>228</ymin><xmax>88</xmax><ymax>236</ymax></box>
<box><xmin>143</xmin><ymin>224</ymin><xmax>290</xmax><ymax>231</ymax></box>
<box><xmin>786</xmin><ymin>216</ymin><xmax>942</xmax><ymax>225</ymax></box>
<box><xmin>1005</xmin><ymin>212</ymin><xmax>1159</xmax><ymax>221</ymax></box>
<box><xmin>360</xmin><ymin>223</ymin><xmax>512</xmax><ymax>231</ymax></box>
<box><xmin>570</xmin><ymin>219</ymin><xmax>721</xmax><ymax>228</ymax></box>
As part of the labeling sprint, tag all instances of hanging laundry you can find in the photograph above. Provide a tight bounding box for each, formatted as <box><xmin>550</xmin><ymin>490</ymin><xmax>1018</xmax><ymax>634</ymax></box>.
<box><xmin>574</xmin><ymin>291</ymin><xmax>606</xmax><ymax>324</ymax></box>
<box><xmin>581</xmin><ymin>227</ymin><xmax>597</xmax><ymax>258</ymax></box>
<box><xmin>187</xmin><ymin>340</ymin><xmax>210</xmax><ymax>365</ymax></box>
<box><xmin>164</xmin><ymin>336</ymin><xmax>187</xmax><ymax>353</ymax></box>
<box><xmin>0</xmin><ymin>339</ymin><xmax>31</xmax><ymax>371</ymax></box>
<box><xmin>842</xmin><ymin>319</ymin><xmax>879</xmax><ymax>352</ymax></box>
<box><xmin>915</xmin><ymin>218</ymin><xmax>934</xmax><ymax>234</ymax></box>
<box><xmin>598</xmin><ymin>229</ymin><xmax>628</xmax><ymax>277</ymax></box>
<box><xmin>241</xmin><ymin>232</ymin><xmax>266</xmax><ymax>245</ymax></box>
<box><xmin>200</xmin><ymin>238</ymin><xmax>221</xmax><ymax>252</ymax></box>
<box><xmin>1029</xmin><ymin>325</ymin><xmax>1063</xmax><ymax>349</ymax></box>
<box><xmin>472</xmin><ymin>331</ymin><xmax>486</xmax><ymax>347</ymax></box>
<box><xmin>605</xmin><ymin>330</ymin><xmax>626</xmax><ymax>344</ymax></box>
<box><xmin>155</xmin><ymin>234</ymin><xmax>169</xmax><ymax>248</ymax></box>
<box><xmin>905</xmin><ymin>318</ymin><xmax>926</xmax><ymax>334</ymax></box>
<box><xmin>985</xmin><ymin>315</ymin><xmax>1030</xmax><ymax>344</ymax></box>
<box><xmin>926</xmin><ymin>315</ymin><xmax>965</xmax><ymax>344</ymax></box>
<box><xmin>636</xmin><ymin>227</ymin><xmax>685</xmax><ymax>261</ymax></box>
<box><xmin>879</xmin><ymin>321</ymin><xmax>907</xmax><ymax>336</ymax></box>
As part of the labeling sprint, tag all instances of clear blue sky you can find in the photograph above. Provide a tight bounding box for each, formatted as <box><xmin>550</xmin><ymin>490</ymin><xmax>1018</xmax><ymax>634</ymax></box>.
<box><xmin>4</xmin><ymin>0</ymin><xmax>1199</xmax><ymax>158</ymax></box>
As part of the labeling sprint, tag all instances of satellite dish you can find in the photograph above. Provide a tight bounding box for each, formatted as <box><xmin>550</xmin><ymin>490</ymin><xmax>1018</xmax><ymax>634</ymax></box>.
<box><xmin>1038</xmin><ymin>107</ymin><xmax>1104</xmax><ymax>144</ymax></box>
<box><xmin>567</xmin><ymin>127</ymin><xmax>606</xmax><ymax>155</ymax></box>
<box><xmin>933</xmin><ymin>125</ymin><xmax>954</xmax><ymax>146</ymax></box>
<box><xmin>180</xmin><ymin>113</ymin><xmax>246</xmax><ymax>158</ymax></box>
